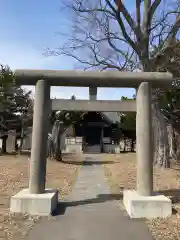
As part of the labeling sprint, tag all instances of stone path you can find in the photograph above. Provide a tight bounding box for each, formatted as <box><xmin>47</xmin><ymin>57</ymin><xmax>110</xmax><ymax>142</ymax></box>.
<box><xmin>27</xmin><ymin>155</ymin><xmax>153</xmax><ymax>240</ymax></box>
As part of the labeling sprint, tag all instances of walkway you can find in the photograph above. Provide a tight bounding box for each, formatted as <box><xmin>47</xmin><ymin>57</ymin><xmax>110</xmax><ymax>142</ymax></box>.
<box><xmin>27</xmin><ymin>155</ymin><xmax>153</xmax><ymax>240</ymax></box>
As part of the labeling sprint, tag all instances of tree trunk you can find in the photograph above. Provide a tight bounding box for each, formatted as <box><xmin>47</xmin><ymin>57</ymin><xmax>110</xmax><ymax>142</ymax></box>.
<box><xmin>131</xmin><ymin>139</ymin><xmax>134</xmax><ymax>152</ymax></box>
<box><xmin>47</xmin><ymin>135</ymin><xmax>54</xmax><ymax>159</ymax></box>
<box><xmin>123</xmin><ymin>137</ymin><xmax>126</xmax><ymax>152</ymax></box>
<box><xmin>15</xmin><ymin>139</ymin><xmax>18</xmax><ymax>152</ymax></box>
<box><xmin>49</xmin><ymin>120</ymin><xmax>63</xmax><ymax>161</ymax></box>
<box><xmin>54</xmin><ymin>124</ymin><xmax>62</xmax><ymax>161</ymax></box>
<box><xmin>168</xmin><ymin>124</ymin><xmax>177</xmax><ymax>160</ymax></box>
<box><xmin>139</xmin><ymin>62</ymin><xmax>170</xmax><ymax>167</ymax></box>
<box><xmin>2</xmin><ymin>135</ymin><xmax>7</xmax><ymax>153</ymax></box>
<box><xmin>152</xmin><ymin>95</ymin><xmax>170</xmax><ymax>168</ymax></box>
<box><xmin>18</xmin><ymin>127</ymin><xmax>24</xmax><ymax>154</ymax></box>
<box><xmin>175</xmin><ymin>135</ymin><xmax>180</xmax><ymax>162</ymax></box>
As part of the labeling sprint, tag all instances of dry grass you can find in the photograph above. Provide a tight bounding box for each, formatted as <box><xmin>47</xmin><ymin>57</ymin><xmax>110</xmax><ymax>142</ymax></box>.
<box><xmin>0</xmin><ymin>153</ymin><xmax>81</xmax><ymax>240</ymax></box>
<box><xmin>103</xmin><ymin>153</ymin><xmax>180</xmax><ymax>240</ymax></box>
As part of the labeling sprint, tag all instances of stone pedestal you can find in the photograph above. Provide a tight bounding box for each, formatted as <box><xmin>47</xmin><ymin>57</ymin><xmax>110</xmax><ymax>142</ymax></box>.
<box><xmin>123</xmin><ymin>190</ymin><xmax>172</xmax><ymax>219</ymax></box>
<box><xmin>10</xmin><ymin>189</ymin><xmax>58</xmax><ymax>216</ymax></box>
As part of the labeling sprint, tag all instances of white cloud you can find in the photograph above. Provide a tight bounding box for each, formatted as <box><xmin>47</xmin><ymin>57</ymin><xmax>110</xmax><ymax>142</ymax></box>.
<box><xmin>0</xmin><ymin>40</ymin><xmax>135</xmax><ymax>100</ymax></box>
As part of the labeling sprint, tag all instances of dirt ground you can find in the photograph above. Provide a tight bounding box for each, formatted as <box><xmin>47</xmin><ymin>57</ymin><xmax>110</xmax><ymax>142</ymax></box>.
<box><xmin>103</xmin><ymin>153</ymin><xmax>180</xmax><ymax>240</ymax></box>
<box><xmin>0</xmin><ymin>153</ymin><xmax>81</xmax><ymax>240</ymax></box>
<box><xmin>2</xmin><ymin>152</ymin><xmax>180</xmax><ymax>240</ymax></box>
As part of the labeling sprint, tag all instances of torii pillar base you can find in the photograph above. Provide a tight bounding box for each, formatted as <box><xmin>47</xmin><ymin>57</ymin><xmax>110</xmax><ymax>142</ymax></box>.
<box><xmin>10</xmin><ymin>188</ymin><xmax>58</xmax><ymax>216</ymax></box>
<box><xmin>123</xmin><ymin>190</ymin><xmax>172</xmax><ymax>219</ymax></box>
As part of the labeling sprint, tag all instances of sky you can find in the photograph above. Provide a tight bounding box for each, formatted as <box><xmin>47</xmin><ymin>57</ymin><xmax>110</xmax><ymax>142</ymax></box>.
<box><xmin>0</xmin><ymin>0</ymin><xmax>135</xmax><ymax>100</ymax></box>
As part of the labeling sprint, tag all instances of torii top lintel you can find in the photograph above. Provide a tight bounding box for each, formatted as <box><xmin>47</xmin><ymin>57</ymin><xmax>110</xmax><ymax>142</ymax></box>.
<box><xmin>14</xmin><ymin>69</ymin><xmax>173</xmax><ymax>88</ymax></box>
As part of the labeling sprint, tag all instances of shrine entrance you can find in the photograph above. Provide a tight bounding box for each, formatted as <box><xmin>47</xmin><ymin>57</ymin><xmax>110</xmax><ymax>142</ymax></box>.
<box><xmin>85</xmin><ymin>126</ymin><xmax>101</xmax><ymax>145</ymax></box>
<box><xmin>10</xmin><ymin>69</ymin><xmax>173</xmax><ymax>218</ymax></box>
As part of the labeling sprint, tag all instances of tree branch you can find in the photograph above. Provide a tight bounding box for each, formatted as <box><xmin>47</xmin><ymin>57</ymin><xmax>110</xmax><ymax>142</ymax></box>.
<box><xmin>136</xmin><ymin>0</ymin><xmax>141</xmax><ymax>37</ymax></box>
<box><xmin>149</xmin><ymin>0</ymin><xmax>162</xmax><ymax>26</ymax></box>
<box><xmin>105</xmin><ymin>0</ymin><xmax>141</xmax><ymax>55</ymax></box>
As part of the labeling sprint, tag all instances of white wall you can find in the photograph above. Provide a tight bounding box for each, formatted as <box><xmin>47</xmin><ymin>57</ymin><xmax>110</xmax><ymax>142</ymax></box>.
<box><xmin>63</xmin><ymin>137</ymin><xmax>83</xmax><ymax>153</ymax></box>
<box><xmin>103</xmin><ymin>144</ymin><xmax>121</xmax><ymax>153</ymax></box>
<box><xmin>63</xmin><ymin>144</ymin><xmax>82</xmax><ymax>153</ymax></box>
<box><xmin>65</xmin><ymin>137</ymin><xmax>82</xmax><ymax>145</ymax></box>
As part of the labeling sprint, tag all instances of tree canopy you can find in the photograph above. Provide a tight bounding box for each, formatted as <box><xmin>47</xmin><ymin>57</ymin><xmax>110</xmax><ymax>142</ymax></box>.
<box><xmin>0</xmin><ymin>64</ymin><xmax>33</xmax><ymax>152</ymax></box>
<box><xmin>119</xmin><ymin>96</ymin><xmax>136</xmax><ymax>131</ymax></box>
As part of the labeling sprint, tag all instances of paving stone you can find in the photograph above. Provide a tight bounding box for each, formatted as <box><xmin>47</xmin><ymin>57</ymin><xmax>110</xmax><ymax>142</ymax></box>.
<box><xmin>27</xmin><ymin>155</ymin><xmax>153</xmax><ymax>240</ymax></box>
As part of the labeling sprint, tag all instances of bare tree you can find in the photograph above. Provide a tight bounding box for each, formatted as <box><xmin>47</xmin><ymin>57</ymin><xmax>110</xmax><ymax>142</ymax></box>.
<box><xmin>47</xmin><ymin>96</ymin><xmax>83</xmax><ymax>161</ymax></box>
<box><xmin>46</xmin><ymin>0</ymin><xmax>180</xmax><ymax>167</ymax></box>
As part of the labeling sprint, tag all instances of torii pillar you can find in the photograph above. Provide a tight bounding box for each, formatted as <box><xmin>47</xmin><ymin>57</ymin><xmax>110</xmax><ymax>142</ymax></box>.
<box><xmin>123</xmin><ymin>82</ymin><xmax>172</xmax><ymax>219</ymax></box>
<box><xmin>10</xmin><ymin>80</ymin><xmax>58</xmax><ymax>216</ymax></box>
<box><xmin>29</xmin><ymin>80</ymin><xmax>50</xmax><ymax>194</ymax></box>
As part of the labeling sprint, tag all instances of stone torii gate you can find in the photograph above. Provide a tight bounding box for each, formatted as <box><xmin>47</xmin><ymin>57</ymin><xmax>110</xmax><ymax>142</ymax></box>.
<box><xmin>10</xmin><ymin>70</ymin><xmax>173</xmax><ymax>218</ymax></box>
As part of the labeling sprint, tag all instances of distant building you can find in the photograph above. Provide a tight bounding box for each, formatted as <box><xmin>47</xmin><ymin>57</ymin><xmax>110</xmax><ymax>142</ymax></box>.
<box><xmin>64</xmin><ymin>87</ymin><xmax>121</xmax><ymax>153</ymax></box>
<box><xmin>65</xmin><ymin>111</ymin><xmax>121</xmax><ymax>153</ymax></box>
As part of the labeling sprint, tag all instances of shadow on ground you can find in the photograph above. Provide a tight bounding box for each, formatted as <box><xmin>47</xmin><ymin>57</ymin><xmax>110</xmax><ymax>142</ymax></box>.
<box><xmin>62</xmin><ymin>155</ymin><xmax>115</xmax><ymax>165</ymax></box>
<box><xmin>155</xmin><ymin>189</ymin><xmax>180</xmax><ymax>215</ymax></box>
<box><xmin>62</xmin><ymin>160</ymin><xmax>115</xmax><ymax>165</ymax></box>
<box><xmin>52</xmin><ymin>193</ymin><xmax>123</xmax><ymax>216</ymax></box>
<box><xmin>118</xmin><ymin>151</ymin><xmax>135</xmax><ymax>154</ymax></box>
<box><xmin>157</xmin><ymin>189</ymin><xmax>180</xmax><ymax>204</ymax></box>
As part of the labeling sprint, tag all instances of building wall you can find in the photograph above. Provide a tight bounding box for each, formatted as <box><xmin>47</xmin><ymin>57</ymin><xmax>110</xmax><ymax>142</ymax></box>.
<box><xmin>102</xmin><ymin>137</ymin><xmax>111</xmax><ymax>144</ymax></box>
<box><xmin>63</xmin><ymin>137</ymin><xmax>82</xmax><ymax>153</ymax></box>
<box><xmin>63</xmin><ymin>144</ymin><xmax>82</xmax><ymax>153</ymax></box>
<box><xmin>103</xmin><ymin>144</ymin><xmax>121</xmax><ymax>153</ymax></box>
<box><xmin>65</xmin><ymin>137</ymin><xmax>82</xmax><ymax>144</ymax></box>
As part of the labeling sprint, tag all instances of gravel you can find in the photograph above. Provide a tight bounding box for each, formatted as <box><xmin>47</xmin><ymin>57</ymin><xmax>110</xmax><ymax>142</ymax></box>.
<box><xmin>0</xmin><ymin>153</ymin><xmax>80</xmax><ymax>240</ymax></box>
<box><xmin>103</xmin><ymin>153</ymin><xmax>180</xmax><ymax>240</ymax></box>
